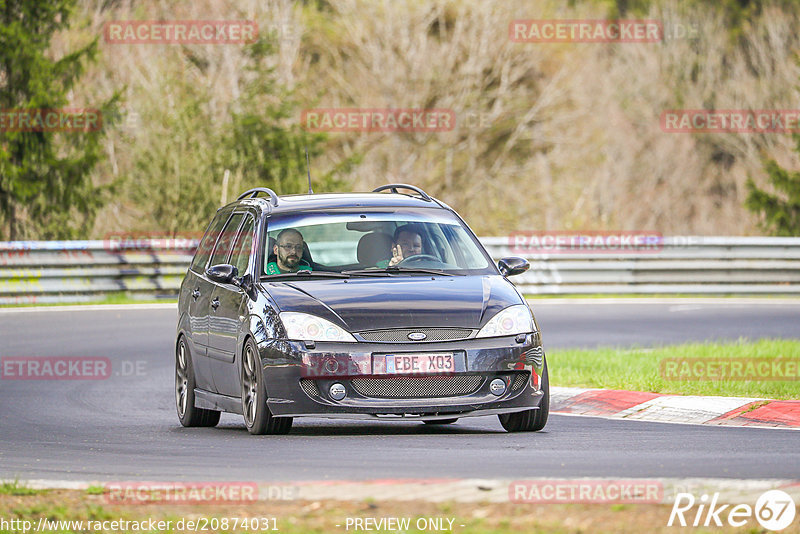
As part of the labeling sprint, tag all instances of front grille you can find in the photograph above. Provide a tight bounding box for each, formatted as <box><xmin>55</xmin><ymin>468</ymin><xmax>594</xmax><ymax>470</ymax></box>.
<box><xmin>511</xmin><ymin>372</ymin><xmax>529</xmax><ymax>391</ymax></box>
<box><xmin>299</xmin><ymin>379</ymin><xmax>319</xmax><ymax>398</ymax></box>
<box><xmin>351</xmin><ymin>375</ymin><xmax>483</xmax><ymax>398</ymax></box>
<box><xmin>358</xmin><ymin>328</ymin><xmax>473</xmax><ymax>342</ymax></box>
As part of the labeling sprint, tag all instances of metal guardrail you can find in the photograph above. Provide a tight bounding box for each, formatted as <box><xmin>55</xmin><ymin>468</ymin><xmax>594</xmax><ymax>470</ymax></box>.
<box><xmin>1</xmin><ymin>237</ymin><xmax>800</xmax><ymax>304</ymax></box>
<box><xmin>0</xmin><ymin>240</ymin><xmax>193</xmax><ymax>304</ymax></box>
<box><xmin>481</xmin><ymin>236</ymin><xmax>800</xmax><ymax>295</ymax></box>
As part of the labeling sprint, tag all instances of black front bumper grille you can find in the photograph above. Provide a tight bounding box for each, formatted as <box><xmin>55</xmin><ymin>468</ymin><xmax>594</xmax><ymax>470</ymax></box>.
<box><xmin>358</xmin><ymin>328</ymin><xmax>474</xmax><ymax>342</ymax></box>
<box><xmin>300</xmin><ymin>379</ymin><xmax>320</xmax><ymax>398</ymax></box>
<box><xmin>350</xmin><ymin>375</ymin><xmax>483</xmax><ymax>398</ymax></box>
<box><xmin>511</xmin><ymin>372</ymin><xmax>529</xmax><ymax>391</ymax></box>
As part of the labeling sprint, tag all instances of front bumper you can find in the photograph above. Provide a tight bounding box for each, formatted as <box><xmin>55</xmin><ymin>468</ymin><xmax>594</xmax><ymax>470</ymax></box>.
<box><xmin>254</xmin><ymin>333</ymin><xmax>546</xmax><ymax>418</ymax></box>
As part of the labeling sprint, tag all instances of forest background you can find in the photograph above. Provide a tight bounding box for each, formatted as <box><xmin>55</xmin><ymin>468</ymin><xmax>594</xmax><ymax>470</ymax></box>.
<box><xmin>2</xmin><ymin>0</ymin><xmax>799</xmax><ymax>240</ymax></box>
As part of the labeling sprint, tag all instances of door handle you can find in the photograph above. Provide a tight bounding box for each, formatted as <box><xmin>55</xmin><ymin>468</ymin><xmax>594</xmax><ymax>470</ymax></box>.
<box><xmin>211</xmin><ymin>297</ymin><xmax>220</xmax><ymax>310</ymax></box>
<box><xmin>192</xmin><ymin>288</ymin><xmax>200</xmax><ymax>300</ymax></box>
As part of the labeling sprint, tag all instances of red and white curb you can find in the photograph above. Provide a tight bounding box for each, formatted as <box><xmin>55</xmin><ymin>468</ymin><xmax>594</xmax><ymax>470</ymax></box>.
<box><xmin>551</xmin><ymin>386</ymin><xmax>800</xmax><ymax>428</ymax></box>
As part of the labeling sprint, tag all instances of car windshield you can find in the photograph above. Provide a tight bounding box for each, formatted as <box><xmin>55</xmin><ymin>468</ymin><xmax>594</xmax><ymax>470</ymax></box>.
<box><xmin>261</xmin><ymin>208</ymin><xmax>496</xmax><ymax>277</ymax></box>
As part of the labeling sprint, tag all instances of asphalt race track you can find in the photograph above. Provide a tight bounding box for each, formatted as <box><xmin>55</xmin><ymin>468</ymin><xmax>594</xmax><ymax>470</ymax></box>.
<box><xmin>1</xmin><ymin>300</ymin><xmax>798</xmax><ymax>482</ymax></box>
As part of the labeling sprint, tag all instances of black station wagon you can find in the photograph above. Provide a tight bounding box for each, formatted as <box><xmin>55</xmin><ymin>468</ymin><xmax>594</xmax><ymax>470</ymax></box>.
<box><xmin>175</xmin><ymin>184</ymin><xmax>549</xmax><ymax>434</ymax></box>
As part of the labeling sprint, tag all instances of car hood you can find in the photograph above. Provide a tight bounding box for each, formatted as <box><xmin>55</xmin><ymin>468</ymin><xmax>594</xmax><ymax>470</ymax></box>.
<box><xmin>262</xmin><ymin>275</ymin><xmax>523</xmax><ymax>332</ymax></box>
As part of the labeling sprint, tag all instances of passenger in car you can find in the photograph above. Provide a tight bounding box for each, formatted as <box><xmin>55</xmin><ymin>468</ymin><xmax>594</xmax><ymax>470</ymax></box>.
<box><xmin>377</xmin><ymin>224</ymin><xmax>424</xmax><ymax>267</ymax></box>
<box><xmin>266</xmin><ymin>229</ymin><xmax>312</xmax><ymax>274</ymax></box>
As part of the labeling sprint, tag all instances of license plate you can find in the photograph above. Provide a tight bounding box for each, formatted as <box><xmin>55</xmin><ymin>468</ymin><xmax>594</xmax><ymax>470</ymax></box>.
<box><xmin>384</xmin><ymin>353</ymin><xmax>454</xmax><ymax>374</ymax></box>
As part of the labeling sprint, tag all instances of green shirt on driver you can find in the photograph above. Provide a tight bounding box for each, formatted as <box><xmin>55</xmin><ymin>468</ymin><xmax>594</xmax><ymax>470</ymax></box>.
<box><xmin>265</xmin><ymin>260</ymin><xmax>312</xmax><ymax>275</ymax></box>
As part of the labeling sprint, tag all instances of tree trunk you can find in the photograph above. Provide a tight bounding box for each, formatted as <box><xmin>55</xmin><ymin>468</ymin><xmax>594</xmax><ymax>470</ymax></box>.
<box><xmin>8</xmin><ymin>202</ymin><xmax>16</xmax><ymax>241</ymax></box>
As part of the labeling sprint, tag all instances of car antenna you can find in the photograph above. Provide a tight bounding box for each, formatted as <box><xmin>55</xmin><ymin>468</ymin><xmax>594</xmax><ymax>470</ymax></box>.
<box><xmin>305</xmin><ymin>147</ymin><xmax>313</xmax><ymax>194</ymax></box>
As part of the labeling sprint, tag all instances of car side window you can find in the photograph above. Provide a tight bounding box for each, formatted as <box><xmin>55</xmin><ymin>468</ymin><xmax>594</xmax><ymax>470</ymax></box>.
<box><xmin>190</xmin><ymin>210</ymin><xmax>232</xmax><ymax>273</ymax></box>
<box><xmin>230</xmin><ymin>215</ymin><xmax>255</xmax><ymax>275</ymax></box>
<box><xmin>209</xmin><ymin>213</ymin><xmax>245</xmax><ymax>268</ymax></box>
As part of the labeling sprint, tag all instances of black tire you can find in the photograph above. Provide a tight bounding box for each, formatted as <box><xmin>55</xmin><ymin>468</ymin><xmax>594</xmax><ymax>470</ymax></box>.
<box><xmin>175</xmin><ymin>336</ymin><xmax>220</xmax><ymax>427</ymax></box>
<box><xmin>241</xmin><ymin>337</ymin><xmax>293</xmax><ymax>435</ymax></box>
<box><xmin>498</xmin><ymin>359</ymin><xmax>549</xmax><ymax>432</ymax></box>
<box><xmin>423</xmin><ymin>419</ymin><xmax>459</xmax><ymax>425</ymax></box>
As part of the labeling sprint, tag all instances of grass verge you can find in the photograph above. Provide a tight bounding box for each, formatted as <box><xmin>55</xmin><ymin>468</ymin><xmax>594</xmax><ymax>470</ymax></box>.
<box><xmin>547</xmin><ymin>338</ymin><xmax>800</xmax><ymax>399</ymax></box>
<box><xmin>0</xmin><ymin>481</ymin><xmax>48</xmax><ymax>496</ymax></box>
<box><xmin>0</xmin><ymin>293</ymin><xmax>177</xmax><ymax>308</ymax></box>
<box><xmin>0</xmin><ymin>490</ymin><xmax>780</xmax><ymax>534</ymax></box>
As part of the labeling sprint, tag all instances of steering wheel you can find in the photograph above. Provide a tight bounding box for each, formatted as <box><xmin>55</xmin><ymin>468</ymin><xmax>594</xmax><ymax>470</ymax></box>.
<box><xmin>396</xmin><ymin>254</ymin><xmax>444</xmax><ymax>266</ymax></box>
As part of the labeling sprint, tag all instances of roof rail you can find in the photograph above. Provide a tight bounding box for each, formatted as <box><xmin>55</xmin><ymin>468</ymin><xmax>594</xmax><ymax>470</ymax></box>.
<box><xmin>372</xmin><ymin>183</ymin><xmax>432</xmax><ymax>201</ymax></box>
<box><xmin>237</xmin><ymin>187</ymin><xmax>279</xmax><ymax>206</ymax></box>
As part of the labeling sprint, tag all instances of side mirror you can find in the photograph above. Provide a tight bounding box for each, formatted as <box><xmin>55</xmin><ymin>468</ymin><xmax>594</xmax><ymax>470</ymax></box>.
<box><xmin>498</xmin><ymin>257</ymin><xmax>529</xmax><ymax>277</ymax></box>
<box><xmin>206</xmin><ymin>264</ymin><xmax>239</xmax><ymax>284</ymax></box>
<box><xmin>239</xmin><ymin>273</ymin><xmax>256</xmax><ymax>298</ymax></box>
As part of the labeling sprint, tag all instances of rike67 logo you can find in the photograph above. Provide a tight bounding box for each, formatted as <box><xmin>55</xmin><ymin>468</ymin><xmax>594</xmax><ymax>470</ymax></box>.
<box><xmin>668</xmin><ymin>490</ymin><xmax>796</xmax><ymax>530</ymax></box>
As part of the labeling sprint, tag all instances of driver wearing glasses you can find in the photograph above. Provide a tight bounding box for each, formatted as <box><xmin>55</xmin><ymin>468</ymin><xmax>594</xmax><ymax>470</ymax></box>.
<box><xmin>266</xmin><ymin>228</ymin><xmax>312</xmax><ymax>274</ymax></box>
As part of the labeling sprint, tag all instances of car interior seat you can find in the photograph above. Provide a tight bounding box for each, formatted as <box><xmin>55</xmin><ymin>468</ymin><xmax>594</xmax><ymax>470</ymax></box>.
<box><xmin>356</xmin><ymin>232</ymin><xmax>393</xmax><ymax>266</ymax></box>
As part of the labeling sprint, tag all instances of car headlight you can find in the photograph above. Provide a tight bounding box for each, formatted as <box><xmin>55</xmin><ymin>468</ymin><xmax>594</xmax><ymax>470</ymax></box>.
<box><xmin>476</xmin><ymin>305</ymin><xmax>535</xmax><ymax>338</ymax></box>
<box><xmin>279</xmin><ymin>312</ymin><xmax>357</xmax><ymax>342</ymax></box>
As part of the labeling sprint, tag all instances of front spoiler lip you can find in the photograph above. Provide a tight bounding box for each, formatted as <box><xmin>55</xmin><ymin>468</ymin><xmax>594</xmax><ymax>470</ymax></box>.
<box><xmin>194</xmin><ymin>387</ymin><xmax>544</xmax><ymax>419</ymax></box>
<box><xmin>280</xmin><ymin>405</ymin><xmax>539</xmax><ymax>421</ymax></box>
<box><xmin>267</xmin><ymin>384</ymin><xmax>544</xmax><ymax>417</ymax></box>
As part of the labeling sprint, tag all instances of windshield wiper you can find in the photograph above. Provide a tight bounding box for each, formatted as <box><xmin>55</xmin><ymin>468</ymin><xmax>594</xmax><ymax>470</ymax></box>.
<box><xmin>262</xmin><ymin>270</ymin><xmax>350</xmax><ymax>280</ymax></box>
<box><xmin>340</xmin><ymin>269</ymin><xmax>395</xmax><ymax>277</ymax></box>
<box><xmin>343</xmin><ymin>267</ymin><xmax>460</xmax><ymax>277</ymax></box>
<box><xmin>387</xmin><ymin>267</ymin><xmax>460</xmax><ymax>276</ymax></box>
